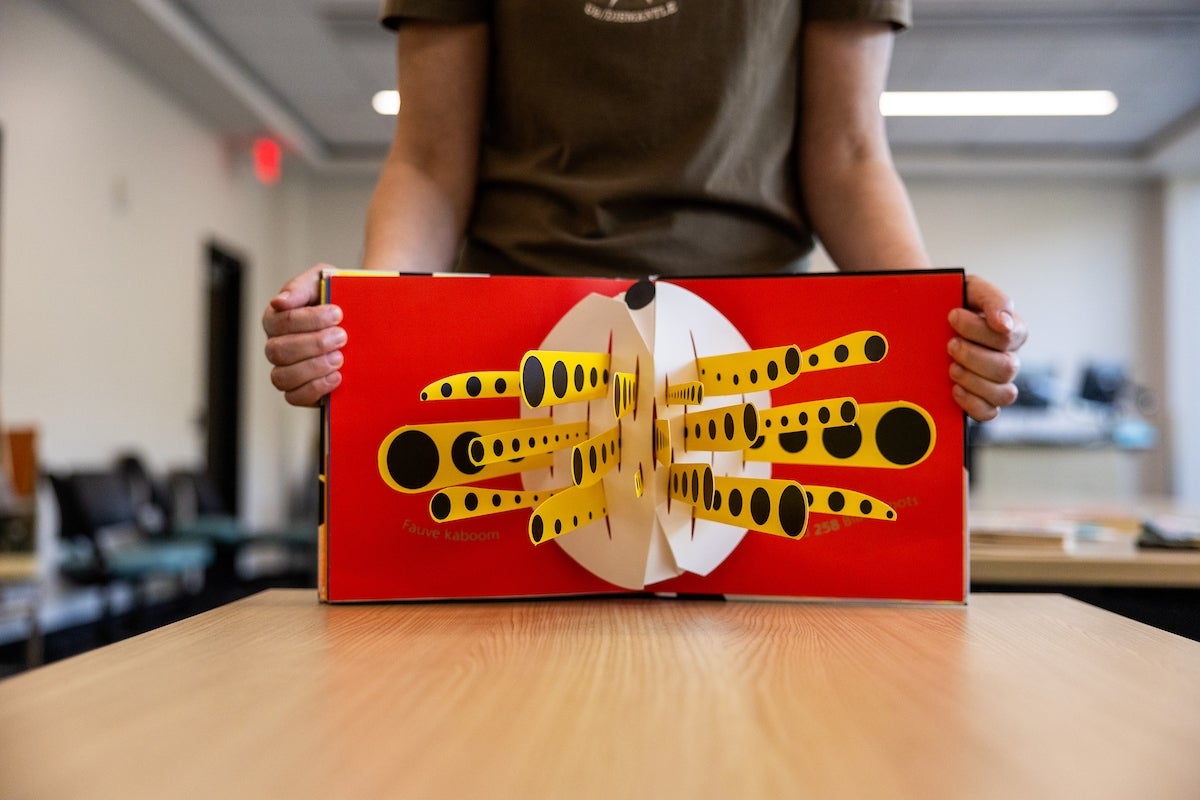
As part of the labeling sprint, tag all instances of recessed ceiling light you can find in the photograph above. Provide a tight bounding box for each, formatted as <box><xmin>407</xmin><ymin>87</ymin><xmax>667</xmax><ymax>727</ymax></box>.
<box><xmin>372</xmin><ymin>90</ymin><xmax>401</xmax><ymax>116</ymax></box>
<box><xmin>880</xmin><ymin>90</ymin><xmax>1118</xmax><ymax>117</ymax></box>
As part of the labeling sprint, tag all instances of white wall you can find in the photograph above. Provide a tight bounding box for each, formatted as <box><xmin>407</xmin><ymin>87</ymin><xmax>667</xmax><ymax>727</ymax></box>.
<box><xmin>265</xmin><ymin>173</ymin><xmax>379</xmax><ymax>501</ymax></box>
<box><xmin>0</xmin><ymin>1</ymin><xmax>297</xmax><ymax>525</ymax></box>
<box><xmin>908</xmin><ymin>176</ymin><xmax>1164</xmax><ymax>397</ymax></box>
<box><xmin>811</xmin><ymin>173</ymin><xmax>1172</xmax><ymax>495</ymax></box>
<box><xmin>1164</xmin><ymin>178</ymin><xmax>1200</xmax><ymax>504</ymax></box>
<box><xmin>908</xmin><ymin>176</ymin><xmax>1172</xmax><ymax>495</ymax></box>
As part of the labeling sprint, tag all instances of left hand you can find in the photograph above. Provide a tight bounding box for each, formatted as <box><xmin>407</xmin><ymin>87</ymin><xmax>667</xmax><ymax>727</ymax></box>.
<box><xmin>947</xmin><ymin>274</ymin><xmax>1028</xmax><ymax>422</ymax></box>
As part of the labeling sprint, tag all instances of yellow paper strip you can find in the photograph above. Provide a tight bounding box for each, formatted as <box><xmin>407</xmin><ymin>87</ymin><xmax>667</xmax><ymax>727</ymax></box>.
<box><xmin>800</xmin><ymin>331</ymin><xmax>888</xmax><ymax>373</ymax></box>
<box><xmin>655</xmin><ymin>418</ymin><xmax>672</xmax><ymax>467</ymax></box>
<box><xmin>378</xmin><ymin>418</ymin><xmax>551</xmax><ymax>494</ymax></box>
<box><xmin>470</xmin><ymin>420</ymin><xmax>591</xmax><ymax>466</ymax></box>
<box><xmin>612</xmin><ymin>371</ymin><xmax>638</xmax><ymax>420</ymax></box>
<box><xmin>665</xmin><ymin>380</ymin><xmax>704</xmax><ymax>406</ymax></box>
<box><xmin>746</xmin><ymin>401</ymin><xmax>936</xmax><ymax>469</ymax></box>
<box><xmin>804</xmin><ymin>485</ymin><xmax>897</xmax><ymax>521</ymax></box>
<box><xmin>420</xmin><ymin>371</ymin><xmax>522</xmax><ymax>401</ymax></box>
<box><xmin>520</xmin><ymin>350</ymin><xmax>611</xmax><ymax>408</ymax></box>
<box><xmin>571</xmin><ymin>425</ymin><xmax>621</xmax><ymax>487</ymax></box>
<box><xmin>692</xmin><ymin>476</ymin><xmax>808</xmax><ymax>539</ymax></box>
<box><xmin>696</xmin><ymin>345</ymin><xmax>802</xmax><ymax>397</ymax></box>
<box><xmin>528</xmin><ymin>482</ymin><xmax>609</xmax><ymax>545</ymax></box>
<box><xmin>682</xmin><ymin>402</ymin><xmax>759</xmax><ymax>452</ymax></box>
<box><xmin>429</xmin><ymin>486</ymin><xmax>562</xmax><ymax>522</ymax></box>
<box><xmin>668</xmin><ymin>462</ymin><xmax>714</xmax><ymax>511</ymax></box>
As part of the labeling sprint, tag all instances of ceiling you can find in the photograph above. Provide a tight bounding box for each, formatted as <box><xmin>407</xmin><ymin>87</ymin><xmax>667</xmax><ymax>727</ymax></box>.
<box><xmin>49</xmin><ymin>0</ymin><xmax>1200</xmax><ymax>174</ymax></box>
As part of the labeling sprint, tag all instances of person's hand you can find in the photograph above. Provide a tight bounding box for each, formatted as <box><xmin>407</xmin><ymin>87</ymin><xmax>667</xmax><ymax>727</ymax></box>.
<box><xmin>262</xmin><ymin>264</ymin><xmax>346</xmax><ymax>407</ymax></box>
<box><xmin>947</xmin><ymin>274</ymin><xmax>1028</xmax><ymax>422</ymax></box>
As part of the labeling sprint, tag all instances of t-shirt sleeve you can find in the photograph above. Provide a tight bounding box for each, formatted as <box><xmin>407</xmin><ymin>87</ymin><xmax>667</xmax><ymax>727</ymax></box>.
<box><xmin>805</xmin><ymin>0</ymin><xmax>912</xmax><ymax>31</ymax></box>
<box><xmin>379</xmin><ymin>0</ymin><xmax>489</xmax><ymax>30</ymax></box>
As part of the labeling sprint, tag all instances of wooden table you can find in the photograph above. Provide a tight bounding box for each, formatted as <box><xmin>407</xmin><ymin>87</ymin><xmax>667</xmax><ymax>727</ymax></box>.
<box><xmin>2</xmin><ymin>590</ymin><xmax>1199</xmax><ymax>799</ymax></box>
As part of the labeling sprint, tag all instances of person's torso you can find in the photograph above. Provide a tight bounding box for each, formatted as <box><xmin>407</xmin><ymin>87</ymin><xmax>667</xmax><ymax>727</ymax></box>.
<box><xmin>462</xmin><ymin>0</ymin><xmax>811</xmax><ymax>278</ymax></box>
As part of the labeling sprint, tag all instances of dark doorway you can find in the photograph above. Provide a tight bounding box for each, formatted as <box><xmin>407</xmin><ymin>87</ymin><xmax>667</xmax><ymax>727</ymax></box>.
<box><xmin>205</xmin><ymin>240</ymin><xmax>244</xmax><ymax>515</ymax></box>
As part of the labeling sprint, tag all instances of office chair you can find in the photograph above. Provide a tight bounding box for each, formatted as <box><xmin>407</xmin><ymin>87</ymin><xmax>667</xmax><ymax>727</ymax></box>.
<box><xmin>167</xmin><ymin>469</ymin><xmax>317</xmax><ymax>589</ymax></box>
<box><xmin>52</xmin><ymin>470</ymin><xmax>213</xmax><ymax>620</ymax></box>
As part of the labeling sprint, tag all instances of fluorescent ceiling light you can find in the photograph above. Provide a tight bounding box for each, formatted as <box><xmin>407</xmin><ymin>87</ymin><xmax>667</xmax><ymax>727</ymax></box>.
<box><xmin>880</xmin><ymin>90</ymin><xmax>1118</xmax><ymax>117</ymax></box>
<box><xmin>372</xmin><ymin>90</ymin><xmax>400</xmax><ymax>115</ymax></box>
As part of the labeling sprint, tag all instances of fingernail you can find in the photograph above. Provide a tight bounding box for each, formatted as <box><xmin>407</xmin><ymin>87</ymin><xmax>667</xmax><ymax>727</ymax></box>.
<box><xmin>998</xmin><ymin>311</ymin><xmax>1014</xmax><ymax>333</ymax></box>
<box><xmin>329</xmin><ymin>328</ymin><xmax>347</xmax><ymax>347</ymax></box>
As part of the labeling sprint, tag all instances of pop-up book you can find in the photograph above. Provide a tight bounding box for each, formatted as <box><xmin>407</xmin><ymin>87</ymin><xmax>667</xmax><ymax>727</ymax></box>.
<box><xmin>319</xmin><ymin>269</ymin><xmax>967</xmax><ymax>603</ymax></box>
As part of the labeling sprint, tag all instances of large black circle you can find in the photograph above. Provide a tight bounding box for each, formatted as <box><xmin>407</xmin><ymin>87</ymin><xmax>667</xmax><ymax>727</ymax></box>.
<box><xmin>750</xmin><ymin>488</ymin><xmax>771</xmax><ymax>526</ymax></box>
<box><xmin>572</xmin><ymin>449</ymin><xmax>584</xmax><ymax>485</ymax></box>
<box><xmin>552</xmin><ymin>361</ymin><xmax>569</xmax><ymax>399</ymax></box>
<box><xmin>625</xmin><ymin>278</ymin><xmax>656</xmax><ymax>310</ymax></box>
<box><xmin>451</xmin><ymin>432</ymin><xmax>485</xmax><ymax>476</ymax></box>
<box><xmin>522</xmin><ymin>357</ymin><xmax>545</xmax><ymax>407</ymax></box>
<box><xmin>531</xmin><ymin>515</ymin><xmax>544</xmax><ymax>543</ymax></box>
<box><xmin>875</xmin><ymin>407</ymin><xmax>932</xmax><ymax>466</ymax></box>
<box><xmin>822</xmin><ymin>424</ymin><xmax>863</xmax><ymax>459</ymax></box>
<box><xmin>465</xmin><ymin>376</ymin><xmax>482</xmax><ymax>397</ymax></box>
<box><xmin>778</xmin><ymin>430</ymin><xmax>808</xmax><ymax>454</ymax></box>
<box><xmin>743</xmin><ymin>404</ymin><xmax>758</xmax><ymax>442</ymax></box>
<box><xmin>785</xmin><ymin>347</ymin><xmax>801</xmax><ymax>375</ymax></box>
<box><xmin>728</xmin><ymin>489</ymin><xmax>744</xmax><ymax>517</ymax></box>
<box><xmin>430</xmin><ymin>492</ymin><xmax>451</xmax><ymax>521</ymax></box>
<box><xmin>387</xmin><ymin>430</ymin><xmax>440</xmax><ymax>491</ymax></box>
<box><xmin>779</xmin><ymin>485</ymin><xmax>807</xmax><ymax>537</ymax></box>
<box><xmin>865</xmin><ymin>335</ymin><xmax>887</xmax><ymax>362</ymax></box>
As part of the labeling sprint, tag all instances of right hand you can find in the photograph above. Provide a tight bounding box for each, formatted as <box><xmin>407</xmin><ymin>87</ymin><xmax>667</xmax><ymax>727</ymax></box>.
<box><xmin>262</xmin><ymin>264</ymin><xmax>347</xmax><ymax>407</ymax></box>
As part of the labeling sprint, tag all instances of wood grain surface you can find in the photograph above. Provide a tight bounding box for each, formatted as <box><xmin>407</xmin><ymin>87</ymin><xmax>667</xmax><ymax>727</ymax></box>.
<box><xmin>2</xmin><ymin>590</ymin><xmax>1198</xmax><ymax>799</ymax></box>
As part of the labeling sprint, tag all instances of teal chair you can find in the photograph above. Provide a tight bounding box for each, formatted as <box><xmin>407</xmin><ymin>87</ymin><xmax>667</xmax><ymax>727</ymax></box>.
<box><xmin>52</xmin><ymin>471</ymin><xmax>213</xmax><ymax>622</ymax></box>
<box><xmin>167</xmin><ymin>470</ymin><xmax>316</xmax><ymax>589</ymax></box>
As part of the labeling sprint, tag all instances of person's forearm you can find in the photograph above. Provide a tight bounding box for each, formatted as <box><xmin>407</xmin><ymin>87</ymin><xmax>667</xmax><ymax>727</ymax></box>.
<box><xmin>798</xmin><ymin>20</ymin><xmax>930</xmax><ymax>273</ymax></box>
<box><xmin>803</xmin><ymin>154</ymin><xmax>931</xmax><ymax>272</ymax></box>
<box><xmin>362</xmin><ymin>153</ymin><xmax>474</xmax><ymax>273</ymax></box>
<box><xmin>361</xmin><ymin>20</ymin><xmax>487</xmax><ymax>273</ymax></box>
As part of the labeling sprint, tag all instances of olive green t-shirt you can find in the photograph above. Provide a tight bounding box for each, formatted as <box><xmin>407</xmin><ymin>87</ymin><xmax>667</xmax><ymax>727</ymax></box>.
<box><xmin>381</xmin><ymin>1</ymin><xmax>911</xmax><ymax>277</ymax></box>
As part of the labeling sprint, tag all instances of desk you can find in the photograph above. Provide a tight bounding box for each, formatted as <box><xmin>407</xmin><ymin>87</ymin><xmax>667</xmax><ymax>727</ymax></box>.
<box><xmin>0</xmin><ymin>553</ymin><xmax>41</xmax><ymax>669</ymax></box>
<box><xmin>972</xmin><ymin>540</ymin><xmax>1200</xmax><ymax>587</ymax></box>
<box><xmin>969</xmin><ymin>500</ymin><xmax>1200</xmax><ymax>588</ymax></box>
<box><xmin>2</xmin><ymin>590</ymin><xmax>1199</xmax><ymax>799</ymax></box>
<box><xmin>0</xmin><ymin>552</ymin><xmax>36</xmax><ymax>583</ymax></box>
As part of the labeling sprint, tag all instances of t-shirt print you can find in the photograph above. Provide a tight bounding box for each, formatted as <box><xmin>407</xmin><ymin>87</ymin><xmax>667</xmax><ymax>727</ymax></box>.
<box><xmin>583</xmin><ymin>0</ymin><xmax>679</xmax><ymax>24</ymax></box>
